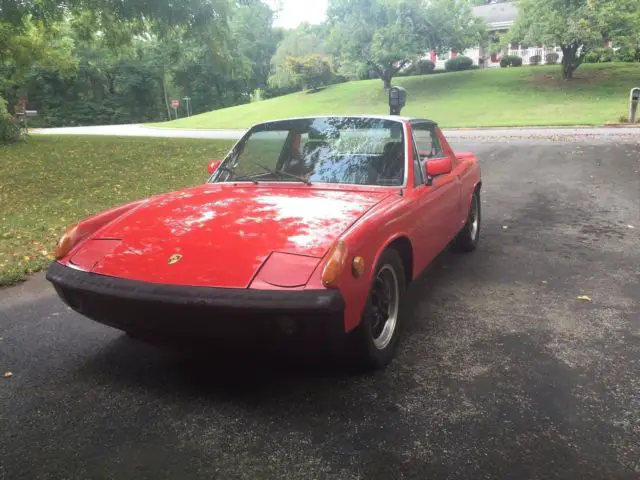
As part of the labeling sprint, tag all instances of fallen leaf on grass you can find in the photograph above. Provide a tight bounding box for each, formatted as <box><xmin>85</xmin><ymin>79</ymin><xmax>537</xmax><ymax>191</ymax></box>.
<box><xmin>578</xmin><ymin>295</ymin><xmax>593</xmax><ymax>302</ymax></box>
<box><xmin>3</xmin><ymin>371</ymin><xmax>13</xmax><ymax>378</ymax></box>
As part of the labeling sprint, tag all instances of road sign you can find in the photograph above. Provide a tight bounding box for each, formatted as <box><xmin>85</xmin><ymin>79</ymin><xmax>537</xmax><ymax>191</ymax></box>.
<box><xmin>171</xmin><ymin>100</ymin><xmax>180</xmax><ymax>119</ymax></box>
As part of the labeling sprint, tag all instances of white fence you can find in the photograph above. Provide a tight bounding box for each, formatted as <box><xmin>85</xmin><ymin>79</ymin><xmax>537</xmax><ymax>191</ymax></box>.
<box><xmin>421</xmin><ymin>45</ymin><xmax>565</xmax><ymax>70</ymax></box>
<box><xmin>506</xmin><ymin>47</ymin><xmax>564</xmax><ymax>65</ymax></box>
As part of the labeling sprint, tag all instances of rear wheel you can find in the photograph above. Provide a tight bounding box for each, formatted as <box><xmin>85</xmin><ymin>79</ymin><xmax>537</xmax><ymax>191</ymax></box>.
<box><xmin>452</xmin><ymin>190</ymin><xmax>481</xmax><ymax>253</ymax></box>
<box><xmin>352</xmin><ymin>249</ymin><xmax>406</xmax><ymax>370</ymax></box>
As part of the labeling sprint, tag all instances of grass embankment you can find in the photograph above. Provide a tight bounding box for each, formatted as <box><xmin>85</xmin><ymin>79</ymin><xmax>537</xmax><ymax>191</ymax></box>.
<box><xmin>0</xmin><ymin>136</ymin><xmax>233</xmax><ymax>286</ymax></box>
<box><xmin>155</xmin><ymin>63</ymin><xmax>640</xmax><ymax>129</ymax></box>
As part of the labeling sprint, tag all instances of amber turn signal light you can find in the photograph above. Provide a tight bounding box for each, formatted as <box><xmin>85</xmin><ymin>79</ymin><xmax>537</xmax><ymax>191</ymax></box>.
<box><xmin>352</xmin><ymin>256</ymin><xmax>365</xmax><ymax>278</ymax></box>
<box><xmin>322</xmin><ymin>240</ymin><xmax>348</xmax><ymax>288</ymax></box>
<box><xmin>55</xmin><ymin>225</ymin><xmax>80</xmax><ymax>260</ymax></box>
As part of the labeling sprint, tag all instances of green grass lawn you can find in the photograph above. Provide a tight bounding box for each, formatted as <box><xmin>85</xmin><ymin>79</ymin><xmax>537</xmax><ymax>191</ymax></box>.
<box><xmin>0</xmin><ymin>136</ymin><xmax>234</xmax><ymax>286</ymax></box>
<box><xmin>154</xmin><ymin>63</ymin><xmax>640</xmax><ymax>130</ymax></box>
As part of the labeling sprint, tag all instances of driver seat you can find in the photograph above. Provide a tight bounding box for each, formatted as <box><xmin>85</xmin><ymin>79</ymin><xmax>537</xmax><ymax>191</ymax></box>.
<box><xmin>377</xmin><ymin>141</ymin><xmax>405</xmax><ymax>185</ymax></box>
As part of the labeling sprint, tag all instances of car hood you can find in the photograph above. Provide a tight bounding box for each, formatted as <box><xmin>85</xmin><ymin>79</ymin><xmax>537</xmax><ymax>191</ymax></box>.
<box><xmin>76</xmin><ymin>184</ymin><xmax>391</xmax><ymax>287</ymax></box>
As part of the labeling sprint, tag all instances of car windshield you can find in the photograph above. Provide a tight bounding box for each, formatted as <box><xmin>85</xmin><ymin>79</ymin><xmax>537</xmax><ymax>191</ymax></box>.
<box><xmin>210</xmin><ymin>117</ymin><xmax>406</xmax><ymax>186</ymax></box>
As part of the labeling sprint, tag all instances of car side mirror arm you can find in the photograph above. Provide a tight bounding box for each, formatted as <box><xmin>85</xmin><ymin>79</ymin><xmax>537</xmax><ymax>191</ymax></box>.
<box><xmin>419</xmin><ymin>157</ymin><xmax>433</xmax><ymax>186</ymax></box>
<box><xmin>425</xmin><ymin>175</ymin><xmax>433</xmax><ymax>187</ymax></box>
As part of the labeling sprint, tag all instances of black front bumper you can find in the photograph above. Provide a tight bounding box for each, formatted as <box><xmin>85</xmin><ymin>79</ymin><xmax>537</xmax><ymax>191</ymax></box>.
<box><xmin>46</xmin><ymin>262</ymin><xmax>346</xmax><ymax>346</ymax></box>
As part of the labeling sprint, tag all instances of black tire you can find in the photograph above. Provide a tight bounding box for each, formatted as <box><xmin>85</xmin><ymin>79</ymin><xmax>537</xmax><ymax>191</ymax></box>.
<box><xmin>452</xmin><ymin>190</ymin><xmax>481</xmax><ymax>253</ymax></box>
<box><xmin>351</xmin><ymin>248</ymin><xmax>406</xmax><ymax>370</ymax></box>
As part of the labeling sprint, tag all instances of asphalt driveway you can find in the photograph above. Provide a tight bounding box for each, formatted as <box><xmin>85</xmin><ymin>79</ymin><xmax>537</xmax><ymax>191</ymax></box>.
<box><xmin>1</xmin><ymin>136</ymin><xmax>639</xmax><ymax>479</ymax></box>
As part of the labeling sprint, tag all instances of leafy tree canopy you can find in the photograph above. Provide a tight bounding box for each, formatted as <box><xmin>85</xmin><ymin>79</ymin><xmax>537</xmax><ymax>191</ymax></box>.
<box><xmin>327</xmin><ymin>0</ymin><xmax>484</xmax><ymax>88</ymax></box>
<box><xmin>509</xmin><ymin>0</ymin><xmax>640</xmax><ymax>79</ymax></box>
<box><xmin>268</xmin><ymin>24</ymin><xmax>327</xmax><ymax>89</ymax></box>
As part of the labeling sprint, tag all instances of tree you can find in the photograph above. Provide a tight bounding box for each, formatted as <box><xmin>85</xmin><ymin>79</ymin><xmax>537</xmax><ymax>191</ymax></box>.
<box><xmin>268</xmin><ymin>24</ymin><xmax>327</xmax><ymax>89</ymax></box>
<box><xmin>510</xmin><ymin>0</ymin><xmax>640</xmax><ymax>80</ymax></box>
<box><xmin>285</xmin><ymin>54</ymin><xmax>334</xmax><ymax>91</ymax></box>
<box><xmin>0</xmin><ymin>0</ymin><xmax>234</xmax><ymax>132</ymax></box>
<box><xmin>0</xmin><ymin>17</ymin><xmax>75</xmax><ymax>139</ymax></box>
<box><xmin>470</xmin><ymin>0</ymin><xmax>509</xmax><ymax>5</ymax></box>
<box><xmin>229</xmin><ymin>1</ymin><xmax>282</xmax><ymax>93</ymax></box>
<box><xmin>1</xmin><ymin>0</ymin><xmax>230</xmax><ymax>36</ymax></box>
<box><xmin>327</xmin><ymin>0</ymin><xmax>484</xmax><ymax>88</ymax></box>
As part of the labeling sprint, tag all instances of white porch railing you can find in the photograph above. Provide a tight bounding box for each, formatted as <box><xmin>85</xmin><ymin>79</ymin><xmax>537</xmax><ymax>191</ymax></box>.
<box><xmin>507</xmin><ymin>47</ymin><xmax>564</xmax><ymax>65</ymax></box>
<box><xmin>420</xmin><ymin>45</ymin><xmax>565</xmax><ymax>70</ymax></box>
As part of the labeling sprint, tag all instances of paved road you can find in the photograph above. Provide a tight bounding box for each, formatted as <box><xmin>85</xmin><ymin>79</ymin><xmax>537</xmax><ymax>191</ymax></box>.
<box><xmin>33</xmin><ymin>123</ymin><xmax>248</xmax><ymax>140</ymax></box>
<box><xmin>2</xmin><ymin>137</ymin><xmax>640</xmax><ymax>479</ymax></box>
<box><xmin>32</xmin><ymin>123</ymin><xmax>640</xmax><ymax>141</ymax></box>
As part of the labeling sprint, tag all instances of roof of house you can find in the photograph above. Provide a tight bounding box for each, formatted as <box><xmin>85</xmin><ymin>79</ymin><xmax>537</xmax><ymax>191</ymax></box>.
<box><xmin>472</xmin><ymin>1</ymin><xmax>518</xmax><ymax>29</ymax></box>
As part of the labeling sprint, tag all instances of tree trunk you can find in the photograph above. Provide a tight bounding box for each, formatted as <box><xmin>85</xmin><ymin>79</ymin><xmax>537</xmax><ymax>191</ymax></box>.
<box><xmin>161</xmin><ymin>71</ymin><xmax>171</xmax><ymax>120</ymax></box>
<box><xmin>381</xmin><ymin>66</ymin><xmax>393</xmax><ymax>89</ymax></box>
<box><xmin>561</xmin><ymin>45</ymin><xmax>580</xmax><ymax>81</ymax></box>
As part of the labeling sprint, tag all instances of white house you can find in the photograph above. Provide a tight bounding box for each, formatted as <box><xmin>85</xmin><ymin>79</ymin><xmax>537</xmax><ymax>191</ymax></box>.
<box><xmin>426</xmin><ymin>1</ymin><xmax>567</xmax><ymax>69</ymax></box>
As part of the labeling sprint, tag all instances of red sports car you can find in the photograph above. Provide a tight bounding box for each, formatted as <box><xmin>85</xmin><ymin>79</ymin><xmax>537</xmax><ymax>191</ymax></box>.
<box><xmin>47</xmin><ymin>108</ymin><xmax>481</xmax><ymax>369</ymax></box>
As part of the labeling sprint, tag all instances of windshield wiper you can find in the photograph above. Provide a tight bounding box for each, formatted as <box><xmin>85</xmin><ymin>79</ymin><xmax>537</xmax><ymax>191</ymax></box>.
<box><xmin>252</xmin><ymin>162</ymin><xmax>311</xmax><ymax>185</ymax></box>
<box><xmin>231</xmin><ymin>174</ymin><xmax>260</xmax><ymax>184</ymax></box>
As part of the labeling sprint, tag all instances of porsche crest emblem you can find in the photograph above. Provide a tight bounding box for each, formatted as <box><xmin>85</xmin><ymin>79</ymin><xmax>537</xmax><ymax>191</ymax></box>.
<box><xmin>168</xmin><ymin>254</ymin><xmax>183</xmax><ymax>265</ymax></box>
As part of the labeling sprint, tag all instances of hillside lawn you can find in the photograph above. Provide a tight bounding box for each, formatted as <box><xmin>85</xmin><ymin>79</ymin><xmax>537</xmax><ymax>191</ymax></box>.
<box><xmin>155</xmin><ymin>63</ymin><xmax>640</xmax><ymax>130</ymax></box>
<box><xmin>0</xmin><ymin>136</ymin><xmax>234</xmax><ymax>286</ymax></box>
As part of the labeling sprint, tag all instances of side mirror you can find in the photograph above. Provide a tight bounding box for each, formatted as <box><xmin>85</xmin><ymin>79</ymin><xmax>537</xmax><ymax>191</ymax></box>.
<box><xmin>424</xmin><ymin>157</ymin><xmax>452</xmax><ymax>180</ymax></box>
<box><xmin>208</xmin><ymin>160</ymin><xmax>222</xmax><ymax>175</ymax></box>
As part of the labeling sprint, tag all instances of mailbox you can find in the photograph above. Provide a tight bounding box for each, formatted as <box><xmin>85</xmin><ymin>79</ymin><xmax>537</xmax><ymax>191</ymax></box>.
<box><xmin>25</xmin><ymin>110</ymin><xmax>38</xmax><ymax>118</ymax></box>
<box><xmin>389</xmin><ymin>86</ymin><xmax>407</xmax><ymax>115</ymax></box>
<box><xmin>630</xmin><ymin>87</ymin><xmax>640</xmax><ymax>123</ymax></box>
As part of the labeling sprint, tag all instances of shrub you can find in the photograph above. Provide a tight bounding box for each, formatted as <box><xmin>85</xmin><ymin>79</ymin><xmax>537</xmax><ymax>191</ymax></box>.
<box><xmin>529</xmin><ymin>55</ymin><xmax>541</xmax><ymax>66</ymax></box>
<box><xmin>545</xmin><ymin>52</ymin><xmax>560</xmax><ymax>65</ymax></box>
<box><xmin>0</xmin><ymin>98</ymin><xmax>23</xmax><ymax>145</ymax></box>
<box><xmin>415</xmin><ymin>59</ymin><xmax>436</xmax><ymax>74</ymax></box>
<box><xmin>401</xmin><ymin>59</ymin><xmax>436</xmax><ymax>77</ymax></box>
<box><xmin>582</xmin><ymin>48</ymin><xmax>615</xmax><ymax>64</ymax></box>
<box><xmin>583</xmin><ymin>50</ymin><xmax>599</xmax><ymax>63</ymax></box>
<box><xmin>500</xmin><ymin>55</ymin><xmax>523</xmax><ymax>68</ymax></box>
<box><xmin>445</xmin><ymin>55</ymin><xmax>474</xmax><ymax>72</ymax></box>
<box><xmin>613</xmin><ymin>45</ymin><xmax>640</xmax><ymax>63</ymax></box>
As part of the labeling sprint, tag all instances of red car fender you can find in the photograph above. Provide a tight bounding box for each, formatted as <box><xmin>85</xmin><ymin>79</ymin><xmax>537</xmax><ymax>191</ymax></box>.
<box><xmin>57</xmin><ymin>199</ymin><xmax>147</xmax><ymax>265</ymax></box>
<box><xmin>344</xmin><ymin>231</ymin><xmax>412</xmax><ymax>332</ymax></box>
<box><xmin>305</xmin><ymin>193</ymin><xmax>411</xmax><ymax>333</ymax></box>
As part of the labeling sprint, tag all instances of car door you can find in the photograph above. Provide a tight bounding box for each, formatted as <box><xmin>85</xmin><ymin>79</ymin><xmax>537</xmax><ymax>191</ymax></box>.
<box><xmin>435</xmin><ymin>127</ymin><xmax>474</xmax><ymax>231</ymax></box>
<box><xmin>410</xmin><ymin>122</ymin><xmax>461</xmax><ymax>266</ymax></box>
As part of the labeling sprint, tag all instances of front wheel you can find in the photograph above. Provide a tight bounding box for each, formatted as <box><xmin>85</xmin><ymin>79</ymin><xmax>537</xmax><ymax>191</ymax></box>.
<box><xmin>452</xmin><ymin>190</ymin><xmax>481</xmax><ymax>253</ymax></box>
<box><xmin>352</xmin><ymin>248</ymin><xmax>406</xmax><ymax>370</ymax></box>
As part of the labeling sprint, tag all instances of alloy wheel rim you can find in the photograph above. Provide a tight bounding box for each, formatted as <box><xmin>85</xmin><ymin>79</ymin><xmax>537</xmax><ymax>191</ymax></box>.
<box><xmin>369</xmin><ymin>265</ymin><xmax>399</xmax><ymax>350</ymax></box>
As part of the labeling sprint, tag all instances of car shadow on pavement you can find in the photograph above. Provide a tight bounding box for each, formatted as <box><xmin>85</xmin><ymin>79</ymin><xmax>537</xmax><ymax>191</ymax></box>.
<box><xmin>75</xmin><ymin>251</ymin><xmax>460</xmax><ymax>397</ymax></box>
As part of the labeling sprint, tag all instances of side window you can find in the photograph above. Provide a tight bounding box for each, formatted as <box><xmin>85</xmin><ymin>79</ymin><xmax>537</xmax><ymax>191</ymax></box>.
<box><xmin>412</xmin><ymin>124</ymin><xmax>443</xmax><ymax>159</ymax></box>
